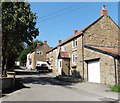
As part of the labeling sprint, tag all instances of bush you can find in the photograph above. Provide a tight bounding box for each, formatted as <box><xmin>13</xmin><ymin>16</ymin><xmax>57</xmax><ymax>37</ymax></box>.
<box><xmin>111</xmin><ymin>84</ymin><xmax>120</xmax><ymax>92</ymax></box>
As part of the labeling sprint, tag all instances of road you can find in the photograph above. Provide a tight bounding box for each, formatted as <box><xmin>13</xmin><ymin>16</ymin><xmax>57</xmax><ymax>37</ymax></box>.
<box><xmin>1</xmin><ymin>73</ymin><xmax>120</xmax><ymax>102</ymax></box>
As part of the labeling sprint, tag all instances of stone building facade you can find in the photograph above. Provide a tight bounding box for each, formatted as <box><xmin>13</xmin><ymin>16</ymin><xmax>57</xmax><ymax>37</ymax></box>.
<box><xmin>46</xmin><ymin>6</ymin><xmax>120</xmax><ymax>85</ymax></box>
<box><xmin>36</xmin><ymin>41</ymin><xmax>52</xmax><ymax>62</ymax></box>
<box><xmin>26</xmin><ymin>41</ymin><xmax>52</xmax><ymax>70</ymax></box>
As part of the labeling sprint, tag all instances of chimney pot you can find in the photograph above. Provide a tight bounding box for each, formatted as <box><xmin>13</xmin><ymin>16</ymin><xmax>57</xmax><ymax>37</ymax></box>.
<box><xmin>58</xmin><ymin>40</ymin><xmax>62</xmax><ymax>44</ymax></box>
<box><xmin>102</xmin><ymin>5</ymin><xmax>106</xmax><ymax>10</ymax></box>
<box><xmin>74</xmin><ymin>29</ymin><xmax>78</xmax><ymax>35</ymax></box>
<box><xmin>44</xmin><ymin>41</ymin><xmax>47</xmax><ymax>44</ymax></box>
<box><xmin>100</xmin><ymin>5</ymin><xmax>108</xmax><ymax>16</ymax></box>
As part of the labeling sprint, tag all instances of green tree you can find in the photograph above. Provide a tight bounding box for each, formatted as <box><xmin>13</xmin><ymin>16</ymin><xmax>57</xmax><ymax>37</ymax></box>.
<box><xmin>2</xmin><ymin>1</ymin><xmax>39</xmax><ymax>74</ymax></box>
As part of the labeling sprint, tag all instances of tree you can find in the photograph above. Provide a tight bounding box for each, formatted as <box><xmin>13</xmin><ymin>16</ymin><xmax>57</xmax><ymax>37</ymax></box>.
<box><xmin>2</xmin><ymin>1</ymin><xmax>39</xmax><ymax>74</ymax></box>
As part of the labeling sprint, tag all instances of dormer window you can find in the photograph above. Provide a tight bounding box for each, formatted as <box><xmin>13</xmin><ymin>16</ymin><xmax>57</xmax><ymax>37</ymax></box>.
<box><xmin>72</xmin><ymin>38</ymin><xmax>77</xmax><ymax>48</ymax></box>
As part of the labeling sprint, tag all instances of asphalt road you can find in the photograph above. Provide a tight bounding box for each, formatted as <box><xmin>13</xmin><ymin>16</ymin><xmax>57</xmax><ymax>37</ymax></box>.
<box><xmin>1</xmin><ymin>74</ymin><xmax>120</xmax><ymax>102</ymax></box>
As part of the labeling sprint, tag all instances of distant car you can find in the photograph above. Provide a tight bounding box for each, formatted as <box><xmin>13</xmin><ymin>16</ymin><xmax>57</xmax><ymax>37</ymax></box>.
<box><xmin>36</xmin><ymin>61</ymin><xmax>49</xmax><ymax>68</ymax></box>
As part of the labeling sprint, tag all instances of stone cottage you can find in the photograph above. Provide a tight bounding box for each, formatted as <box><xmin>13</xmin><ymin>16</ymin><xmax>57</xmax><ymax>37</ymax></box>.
<box><xmin>36</xmin><ymin>41</ymin><xmax>52</xmax><ymax>62</ymax></box>
<box><xmin>46</xmin><ymin>6</ymin><xmax>120</xmax><ymax>85</ymax></box>
<box><xmin>26</xmin><ymin>41</ymin><xmax>52</xmax><ymax>70</ymax></box>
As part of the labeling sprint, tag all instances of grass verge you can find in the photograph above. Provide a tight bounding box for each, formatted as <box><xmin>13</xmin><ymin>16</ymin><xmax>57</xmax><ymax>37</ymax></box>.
<box><xmin>111</xmin><ymin>84</ymin><xmax>120</xmax><ymax>92</ymax></box>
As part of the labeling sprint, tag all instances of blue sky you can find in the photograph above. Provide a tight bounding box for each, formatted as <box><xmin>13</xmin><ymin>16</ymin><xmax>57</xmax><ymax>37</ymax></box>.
<box><xmin>30</xmin><ymin>2</ymin><xmax>119</xmax><ymax>47</ymax></box>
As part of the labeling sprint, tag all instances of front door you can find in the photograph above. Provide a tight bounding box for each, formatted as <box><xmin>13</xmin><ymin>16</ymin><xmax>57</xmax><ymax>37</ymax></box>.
<box><xmin>62</xmin><ymin>59</ymin><xmax>70</xmax><ymax>76</ymax></box>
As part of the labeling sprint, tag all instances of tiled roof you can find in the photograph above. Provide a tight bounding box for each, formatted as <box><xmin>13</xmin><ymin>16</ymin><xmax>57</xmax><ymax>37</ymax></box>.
<box><xmin>93</xmin><ymin>47</ymin><xmax>120</xmax><ymax>56</ymax></box>
<box><xmin>84</xmin><ymin>45</ymin><xmax>120</xmax><ymax>57</ymax></box>
<box><xmin>47</xmin><ymin>16</ymin><xmax>104</xmax><ymax>53</ymax></box>
<box><xmin>58</xmin><ymin>16</ymin><xmax>106</xmax><ymax>46</ymax></box>
<box><xmin>58</xmin><ymin>51</ymin><xmax>70</xmax><ymax>59</ymax></box>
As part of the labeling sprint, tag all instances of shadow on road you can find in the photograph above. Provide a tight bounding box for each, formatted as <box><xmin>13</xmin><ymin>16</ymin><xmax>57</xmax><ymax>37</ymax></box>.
<box><xmin>17</xmin><ymin>76</ymin><xmax>75</xmax><ymax>87</ymax></box>
<box><xmin>2</xmin><ymin>79</ymin><xmax>30</xmax><ymax>96</ymax></box>
<box><xmin>2</xmin><ymin>72</ymin><xmax>81</xmax><ymax>96</ymax></box>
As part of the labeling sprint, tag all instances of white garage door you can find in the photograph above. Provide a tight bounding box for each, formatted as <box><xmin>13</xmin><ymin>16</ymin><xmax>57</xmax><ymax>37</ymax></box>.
<box><xmin>88</xmin><ymin>60</ymin><xmax>100</xmax><ymax>83</ymax></box>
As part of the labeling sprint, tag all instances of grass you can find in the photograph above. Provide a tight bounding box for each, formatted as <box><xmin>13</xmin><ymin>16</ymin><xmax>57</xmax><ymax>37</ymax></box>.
<box><xmin>111</xmin><ymin>84</ymin><xmax>120</xmax><ymax>92</ymax></box>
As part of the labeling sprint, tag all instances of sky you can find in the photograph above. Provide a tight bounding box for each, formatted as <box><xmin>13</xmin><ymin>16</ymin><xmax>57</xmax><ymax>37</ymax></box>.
<box><xmin>29</xmin><ymin>2</ymin><xmax>119</xmax><ymax>47</ymax></box>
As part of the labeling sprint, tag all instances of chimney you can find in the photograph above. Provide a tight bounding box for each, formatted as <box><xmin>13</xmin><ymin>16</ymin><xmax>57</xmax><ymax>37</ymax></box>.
<box><xmin>74</xmin><ymin>29</ymin><xmax>78</xmax><ymax>35</ymax></box>
<box><xmin>100</xmin><ymin>5</ymin><xmax>108</xmax><ymax>16</ymax></box>
<box><xmin>37</xmin><ymin>43</ymin><xmax>41</xmax><ymax>47</ymax></box>
<box><xmin>58</xmin><ymin>40</ymin><xmax>62</xmax><ymax>45</ymax></box>
<box><xmin>44</xmin><ymin>41</ymin><xmax>47</xmax><ymax>44</ymax></box>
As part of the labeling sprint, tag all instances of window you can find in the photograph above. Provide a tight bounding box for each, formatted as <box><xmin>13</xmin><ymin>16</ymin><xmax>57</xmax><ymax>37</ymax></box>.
<box><xmin>72</xmin><ymin>38</ymin><xmax>77</xmax><ymax>48</ymax></box>
<box><xmin>72</xmin><ymin>52</ymin><xmax>77</xmax><ymax>64</ymax></box>
<box><xmin>61</xmin><ymin>45</ymin><xmax>66</xmax><ymax>51</ymax></box>
<box><xmin>37</xmin><ymin>51</ymin><xmax>43</xmax><ymax>56</ymax></box>
<box><xmin>64</xmin><ymin>45</ymin><xmax>66</xmax><ymax>51</ymax></box>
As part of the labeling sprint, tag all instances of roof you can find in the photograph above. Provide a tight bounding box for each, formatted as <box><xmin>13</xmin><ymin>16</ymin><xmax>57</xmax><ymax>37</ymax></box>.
<box><xmin>46</xmin><ymin>16</ymin><xmax>103</xmax><ymax>53</ymax></box>
<box><xmin>84</xmin><ymin>45</ymin><xmax>120</xmax><ymax>58</ymax></box>
<box><xmin>58</xmin><ymin>51</ymin><xmax>70</xmax><ymax>59</ymax></box>
<box><xmin>47</xmin><ymin>15</ymin><xmax>120</xmax><ymax>54</ymax></box>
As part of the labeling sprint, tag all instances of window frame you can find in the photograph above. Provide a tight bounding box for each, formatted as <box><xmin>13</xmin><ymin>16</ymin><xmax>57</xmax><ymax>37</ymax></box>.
<box><xmin>72</xmin><ymin>52</ymin><xmax>77</xmax><ymax>65</ymax></box>
<box><xmin>72</xmin><ymin>38</ymin><xmax>77</xmax><ymax>48</ymax></box>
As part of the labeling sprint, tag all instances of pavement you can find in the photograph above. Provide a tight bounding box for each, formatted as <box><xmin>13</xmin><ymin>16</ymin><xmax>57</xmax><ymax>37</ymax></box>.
<box><xmin>71</xmin><ymin>82</ymin><xmax>119</xmax><ymax>101</ymax></box>
<box><xmin>48</xmin><ymin>73</ymin><xmax>120</xmax><ymax>101</ymax></box>
<box><xmin>1</xmin><ymin>73</ymin><xmax>120</xmax><ymax>102</ymax></box>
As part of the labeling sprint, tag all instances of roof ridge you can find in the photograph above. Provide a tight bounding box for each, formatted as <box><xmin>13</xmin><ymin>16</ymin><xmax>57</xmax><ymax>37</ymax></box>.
<box><xmin>57</xmin><ymin>16</ymin><xmax>104</xmax><ymax>46</ymax></box>
<box><xmin>47</xmin><ymin>15</ymin><xmax>118</xmax><ymax>53</ymax></box>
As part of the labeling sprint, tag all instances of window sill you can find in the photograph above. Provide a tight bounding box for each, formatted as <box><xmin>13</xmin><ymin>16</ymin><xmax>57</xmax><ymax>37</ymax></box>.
<box><xmin>72</xmin><ymin>46</ymin><xmax>77</xmax><ymax>49</ymax></box>
<box><xmin>72</xmin><ymin>47</ymin><xmax>77</xmax><ymax>51</ymax></box>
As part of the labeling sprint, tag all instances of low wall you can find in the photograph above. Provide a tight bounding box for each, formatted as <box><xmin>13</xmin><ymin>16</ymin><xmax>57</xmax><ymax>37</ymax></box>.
<box><xmin>1</xmin><ymin>77</ymin><xmax>15</xmax><ymax>90</ymax></box>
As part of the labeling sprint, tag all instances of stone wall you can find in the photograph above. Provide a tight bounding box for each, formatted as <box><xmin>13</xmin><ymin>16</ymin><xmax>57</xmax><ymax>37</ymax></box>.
<box><xmin>65</xmin><ymin>41</ymin><xmax>73</xmax><ymax>75</ymax></box>
<box><xmin>84</xmin><ymin>16</ymin><xmax>119</xmax><ymax>47</ymax></box>
<box><xmin>75</xmin><ymin>36</ymin><xmax>84</xmax><ymax>78</ymax></box>
<box><xmin>117</xmin><ymin>58</ymin><xmax>120</xmax><ymax>84</ymax></box>
<box><xmin>2</xmin><ymin>77</ymin><xmax>15</xmax><ymax>90</ymax></box>
<box><xmin>37</xmin><ymin>43</ymin><xmax>52</xmax><ymax>62</ymax></box>
<box><xmin>52</xmin><ymin>49</ymin><xmax>57</xmax><ymax>75</ymax></box>
<box><xmin>84</xmin><ymin>48</ymin><xmax>116</xmax><ymax>85</ymax></box>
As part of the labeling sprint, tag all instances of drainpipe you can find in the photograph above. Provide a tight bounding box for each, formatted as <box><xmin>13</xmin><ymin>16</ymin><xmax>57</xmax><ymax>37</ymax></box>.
<box><xmin>82</xmin><ymin>33</ymin><xmax>85</xmax><ymax>80</ymax></box>
<box><xmin>113</xmin><ymin>58</ymin><xmax>117</xmax><ymax>84</ymax></box>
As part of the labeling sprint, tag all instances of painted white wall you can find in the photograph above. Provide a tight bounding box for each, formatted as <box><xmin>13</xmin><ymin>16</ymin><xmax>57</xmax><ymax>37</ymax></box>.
<box><xmin>58</xmin><ymin>59</ymin><xmax>62</xmax><ymax>75</ymax></box>
<box><xmin>26</xmin><ymin>53</ymin><xmax>32</xmax><ymax>69</ymax></box>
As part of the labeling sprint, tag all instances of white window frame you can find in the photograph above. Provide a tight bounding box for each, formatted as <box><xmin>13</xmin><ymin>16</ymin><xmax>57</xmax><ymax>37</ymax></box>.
<box><xmin>72</xmin><ymin>52</ymin><xmax>77</xmax><ymax>65</ymax></box>
<box><xmin>72</xmin><ymin>38</ymin><xmax>77</xmax><ymax>48</ymax></box>
<box><xmin>63</xmin><ymin>45</ymin><xmax>66</xmax><ymax>51</ymax></box>
<box><xmin>61</xmin><ymin>45</ymin><xmax>66</xmax><ymax>51</ymax></box>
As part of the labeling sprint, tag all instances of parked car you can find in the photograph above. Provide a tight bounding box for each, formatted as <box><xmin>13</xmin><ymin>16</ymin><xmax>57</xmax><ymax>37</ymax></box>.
<box><xmin>36</xmin><ymin>61</ymin><xmax>52</xmax><ymax>73</ymax></box>
<box><xmin>36</xmin><ymin>61</ymin><xmax>49</xmax><ymax>68</ymax></box>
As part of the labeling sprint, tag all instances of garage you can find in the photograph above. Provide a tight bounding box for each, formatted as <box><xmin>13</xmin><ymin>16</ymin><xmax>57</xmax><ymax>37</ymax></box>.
<box><xmin>88</xmin><ymin>60</ymin><xmax>100</xmax><ymax>83</ymax></box>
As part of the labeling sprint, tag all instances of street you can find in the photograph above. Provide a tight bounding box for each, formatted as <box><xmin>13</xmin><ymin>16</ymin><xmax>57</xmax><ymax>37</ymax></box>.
<box><xmin>1</xmin><ymin>73</ymin><xmax>120</xmax><ymax>102</ymax></box>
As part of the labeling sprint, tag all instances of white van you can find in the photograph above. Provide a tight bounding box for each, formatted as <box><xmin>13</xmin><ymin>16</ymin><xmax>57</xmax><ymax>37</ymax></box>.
<box><xmin>36</xmin><ymin>61</ymin><xmax>49</xmax><ymax>68</ymax></box>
